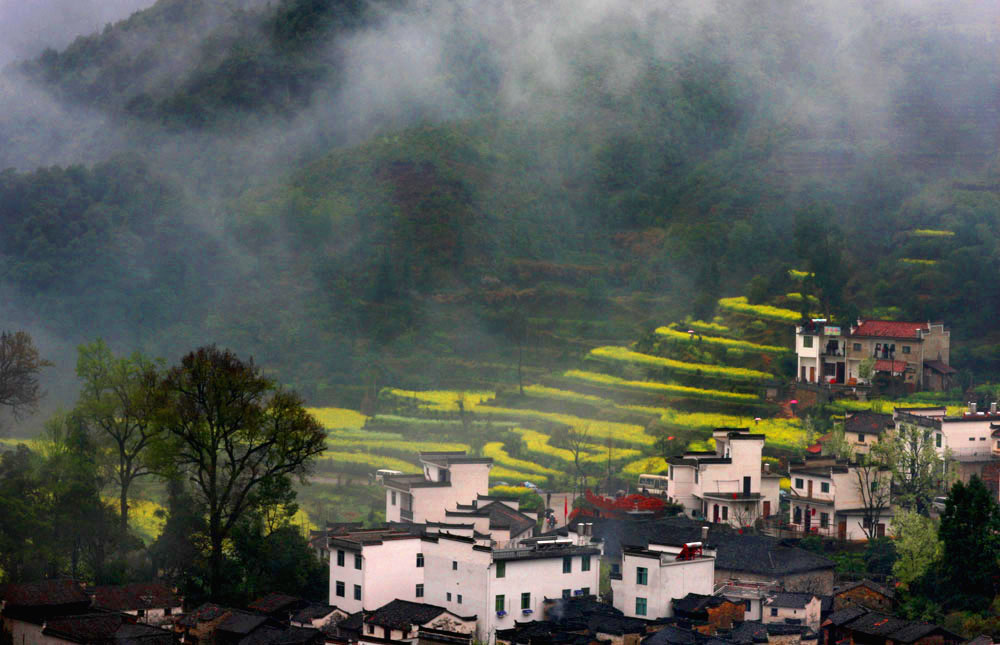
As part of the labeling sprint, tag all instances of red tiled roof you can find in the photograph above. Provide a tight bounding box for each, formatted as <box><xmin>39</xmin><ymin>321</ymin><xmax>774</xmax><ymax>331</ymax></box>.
<box><xmin>91</xmin><ymin>583</ymin><xmax>180</xmax><ymax>611</ymax></box>
<box><xmin>851</xmin><ymin>321</ymin><xmax>929</xmax><ymax>339</ymax></box>
<box><xmin>874</xmin><ymin>360</ymin><xmax>909</xmax><ymax>374</ymax></box>
<box><xmin>0</xmin><ymin>580</ymin><xmax>90</xmax><ymax>607</ymax></box>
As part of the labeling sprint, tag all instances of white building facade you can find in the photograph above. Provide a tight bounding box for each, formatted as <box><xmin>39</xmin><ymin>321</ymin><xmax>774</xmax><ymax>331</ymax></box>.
<box><xmin>611</xmin><ymin>542</ymin><xmax>715</xmax><ymax>620</ymax></box>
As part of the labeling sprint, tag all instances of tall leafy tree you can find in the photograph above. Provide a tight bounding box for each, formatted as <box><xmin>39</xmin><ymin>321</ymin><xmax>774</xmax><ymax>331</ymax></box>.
<box><xmin>938</xmin><ymin>476</ymin><xmax>1000</xmax><ymax>609</ymax></box>
<box><xmin>875</xmin><ymin>421</ymin><xmax>950</xmax><ymax>514</ymax></box>
<box><xmin>892</xmin><ymin>509</ymin><xmax>941</xmax><ymax>589</ymax></box>
<box><xmin>156</xmin><ymin>346</ymin><xmax>326</xmax><ymax>599</ymax></box>
<box><xmin>74</xmin><ymin>340</ymin><xmax>162</xmax><ymax>535</ymax></box>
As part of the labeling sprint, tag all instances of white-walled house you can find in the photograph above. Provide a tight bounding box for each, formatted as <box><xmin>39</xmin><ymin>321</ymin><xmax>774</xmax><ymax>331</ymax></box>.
<box><xmin>357</xmin><ymin>599</ymin><xmax>476</xmax><ymax>644</ymax></box>
<box><xmin>90</xmin><ymin>583</ymin><xmax>182</xmax><ymax>626</ymax></box>
<box><xmin>330</xmin><ymin>528</ymin><xmax>427</xmax><ymax>613</ymax></box>
<box><xmin>384</xmin><ymin>452</ymin><xmax>493</xmax><ymax>524</ymax></box>
<box><xmin>610</xmin><ymin>542</ymin><xmax>715</xmax><ymax>620</ymax></box>
<box><xmin>422</xmin><ymin>533</ymin><xmax>600</xmax><ymax>643</ymax></box>
<box><xmin>787</xmin><ymin>457</ymin><xmax>893</xmax><ymax>540</ymax></box>
<box><xmin>666</xmin><ymin>429</ymin><xmax>780</xmax><ymax>526</ymax></box>
<box><xmin>762</xmin><ymin>592</ymin><xmax>822</xmax><ymax>632</ymax></box>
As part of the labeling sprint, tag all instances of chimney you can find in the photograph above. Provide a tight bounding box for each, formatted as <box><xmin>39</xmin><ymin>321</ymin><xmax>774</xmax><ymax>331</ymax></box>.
<box><xmin>970</xmin><ymin>402</ymin><xmax>977</xmax><ymax>415</ymax></box>
<box><xmin>764</xmin><ymin>462</ymin><xmax>771</xmax><ymax>473</ymax></box>
<box><xmin>991</xmin><ymin>402</ymin><xmax>997</xmax><ymax>415</ymax></box>
<box><xmin>701</xmin><ymin>526</ymin><xmax>710</xmax><ymax>542</ymax></box>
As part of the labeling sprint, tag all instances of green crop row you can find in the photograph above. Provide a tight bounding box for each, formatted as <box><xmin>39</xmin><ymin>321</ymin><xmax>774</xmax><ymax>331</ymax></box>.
<box><xmin>476</xmin><ymin>405</ymin><xmax>654</xmax><ymax>445</ymax></box>
<box><xmin>563</xmin><ymin>370</ymin><xmax>758</xmax><ymax>402</ymax></box>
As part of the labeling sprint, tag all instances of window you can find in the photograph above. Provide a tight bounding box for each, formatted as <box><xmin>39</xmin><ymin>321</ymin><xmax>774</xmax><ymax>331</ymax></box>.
<box><xmin>137</xmin><ymin>609</ymin><xmax>145</xmax><ymax>618</ymax></box>
<box><xmin>581</xmin><ymin>555</ymin><xmax>591</xmax><ymax>571</ymax></box>
<box><xmin>874</xmin><ymin>343</ymin><xmax>881</xmax><ymax>357</ymax></box>
<box><xmin>521</xmin><ymin>593</ymin><xmax>531</xmax><ymax>610</ymax></box>
<box><xmin>496</xmin><ymin>561</ymin><xmax>506</xmax><ymax>578</ymax></box>
<box><xmin>635</xmin><ymin>598</ymin><xmax>647</xmax><ymax>616</ymax></box>
<box><xmin>695</xmin><ymin>468</ymin><xmax>699</xmax><ymax>484</ymax></box>
<box><xmin>902</xmin><ymin>345</ymin><xmax>911</xmax><ymax>354</ymax></box>
<box><xmin>416</xmin><ymin>553</ymin><xmax>424</xmax><ymax>567</ymax></box>
<box><xmin>820</xmin><ymin>512</ymin><xmax>829</xmax><ymax>528</ymax></box>
<box><xmin>636</xmin><ymin>567</ymin><xmax>648</xmax><ymax>585</ymax></box>
<box><xmin>447</xmin><ymin>593</ymin><xmax>452</xmax><ymax>602</ymax></box>
<box><xmin>794</xmin><ymin>478</ymin><xmax>803</xmax><ymax>489</ymax></box>
<box><xmin>337</xmin><ymin>550</ymin><xmax>345</xmax><ymax>567</ymax></box>
<box><xmin>562</xmin><ymin>589</ymin><xmax>571</xmax><ymax>599</ymax></box>
<box><xmin>354</xmin><ymin>554</ymin><xmax>362</xmax><ymax>569</ymax></box>
<box><xmin>722</xmin><ymin>506</ymin><xmax>728</xmax><ymax>520</ymax></box>
<box><xmin>367</xmin><ymin>625</ymin><xmax>375</xmax><ymax>635</ymax></box>
<box><xmin>452</xmin><ymin>560</ymin><xmax>458</xmax><ymax>570</ymax></box>
<box><xmin>391</xmin><ymin>491</ymin><xmax>396</xmax><ymax>505</ymax></box>
<box><xmin>745</xmin><ymin>600</ymin><xmax>751</xmax><ymax>612</ymax></box>
<box><xmin>821</xmin><ymin>482</ymin><xmax>830</xmax><ymax>493</ymax></box>
<box><xmin>457</xmin><ymin>595</ymin><xmax>462</xmax><ymax>604</ymax></box>
<box><xmin>770</xmin><ymin>608</ymin><xmax>778</xmax><ymax>617</ymax></box>
<box><xmin>495</xmin><ymin>595</ymin><xmax>505</xmax><ymax>612</ymax></box>
<box><xmin>611</xmin><ymin>563</ymin><xmax>621</xmax><ymax>576</ymax></box>
<box><xmin>937</xmin><ymin>434</ymin><xmax>942</xmax><ymax>448</ymax></box>
<box><xmin>336</xmin><ymin>581</ymin><xmax>345</xmax><ymax>597</ymax></box>
<box><xmin>857</xmin><ymin>433</ymin><xmax>865</xmax><ymax>443</ymax></box>
<box><xmin>853</xmin><ymin>343</ymin><xmax>862</xmax><ymax>352</ymax></box>
<box><xmin>562</xmin><ymin>556</ymin><xmax>572</xmax><ymax>573</ymax></box>
<box><xmin>803</xmin><ymin>335</ymin><xmax>813</xmax><ymax>348</ymax></box>
<box><xmin>970</xmin><ymin>437</ymin><xmax>976</xmax><ymax>441</ymax></box>
<box><xmin>581</xmin><ymin>587</ymin><xmax>590</xmax><ymax>596</ymax></box>
<box><xmin>669</xmin><ymin>466</ymin><xmax>673</xmax><ymax>480</ymax></box>
<box><xmin>354</xmin><ymin>585</ymin><xmax>361</xmax><ymax>601</ymax></box>
<box><xmin>165</xmin><ymin>608</ymin><xmax>172</xmax><ymax>616</ymax></box>
<box><xmin>416</xmin><ymin>584</ymin><xmax>424</xmax><ymax>598</ymax></box>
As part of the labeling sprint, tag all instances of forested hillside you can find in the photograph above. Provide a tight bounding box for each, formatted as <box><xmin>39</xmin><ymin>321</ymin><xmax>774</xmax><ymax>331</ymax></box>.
<box><xmin>3</xmin><ymin>0</ymin><xmax>1000</xmax><ymax>410</ymax></box>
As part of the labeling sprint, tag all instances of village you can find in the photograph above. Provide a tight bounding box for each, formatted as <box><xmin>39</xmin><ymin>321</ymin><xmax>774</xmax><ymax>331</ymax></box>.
<box><xmin>8</xmin><ymin>309</ymin><xmax>1000</xmax><ymax>645</ymax></box>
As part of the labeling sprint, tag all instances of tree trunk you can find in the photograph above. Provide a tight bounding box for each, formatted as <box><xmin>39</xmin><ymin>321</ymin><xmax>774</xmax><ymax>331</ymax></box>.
<box><xmin>210</xmin><ymin>517</ymin><xmax>223</xmax><ymax>599</ymax></box>
<box><xmin>120</xmin><ymin>486</ymin><xmax>129</xmax><ymax>538</ymax></box>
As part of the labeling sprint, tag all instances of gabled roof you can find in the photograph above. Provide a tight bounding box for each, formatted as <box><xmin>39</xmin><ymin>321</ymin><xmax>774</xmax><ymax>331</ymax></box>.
<box><xmin>672</xmin><ymin>593</ymin><xmax>732</xmax><ymax>615</ymax></box>
<box><xmin>291</xmin><ymin>604</ymin><xmax>342</xmax><ymax>624</ymax></box>
<box><xmin>364</xmin><ymin>600</ymin><xmax>471</xmax><ymax>631</ymax></box>
<box><xmin>850</xmin><ymin>321</ymin><xmax>930</xmax><ymax>339</ymax></box>
<box><xmin>729</xmin><ymin>621</ymin><xmax>769</xmax><ymax>644</ymax></box>
<box><xmin>0</xmin><ymin>579</ymin><xmax>91</xmax><ymax>608</ymax></box>
<box><xmin>248</xmin><ymin>593</ymin><xmax>304</xmax><ymax>615</ymax></box>
<box><xmin>834</xmin><ymin>579</ymin><xmax>894</xmax><ymax>600</ymax></box>
<box><xmin>766</xmin><ymin>592</ymin><xmax>816</xmax><ymax>609</ymax></box>
<box><xmin>419</xmin><ymin>452</ymin><xmax>492</xmax><ymax>467</ymax></box>
<box><xmin>179</xmin><ymin>603</ymin><xmax>229</xmax><ymax>627</ymax></box>
<box><xmin>844</xmin><ymin>412</ymin><xmax>893</xmax><ymax>435</ymax></box>
<box><xmin>874</xmin><ymin>360</ymin><xmax>909</xmax><ymax>374</ymax></box>
<box><xmin>91</xmin><ymin>583</ymin><xmax>181</xmax><ymax>612</ymax></box>
<box><xmin>924</xmin><ymin>360</ymin><xmax>956</xmax><ymax>375</ymax></box>
<box><xmin>217</xmin><ymin>611</ymin><xmax>271</xmax><ymax>635</ymax></box>
<box><xmin>42</xmin><ymin>613</ymin><xmax>173</xmax><ymax>645</ymax></box>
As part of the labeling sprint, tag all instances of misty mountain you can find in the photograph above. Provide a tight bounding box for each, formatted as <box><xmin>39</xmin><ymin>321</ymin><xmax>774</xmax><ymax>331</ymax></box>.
<box><xmin>3</xmin><ymin>0</ymin><xmax>1000</xmax><ymax>412</ymax></box>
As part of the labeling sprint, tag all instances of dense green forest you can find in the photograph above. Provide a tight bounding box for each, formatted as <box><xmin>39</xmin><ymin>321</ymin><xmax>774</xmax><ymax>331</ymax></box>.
<box><xmin>3</xmin><ymin>0</ymin><xmax>1000</xmax><ymax>409</ymax></box>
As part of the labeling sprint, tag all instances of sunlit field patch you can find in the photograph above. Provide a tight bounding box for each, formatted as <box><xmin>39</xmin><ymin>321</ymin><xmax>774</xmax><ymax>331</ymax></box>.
<box><xmin>383</xmin><ymin>389</ymin><xmax>494</xmax><ymax>411</ymax></box>
<box><xmin>484</xmin><ymin>442</ymin><xmax>560</xmax><ymax>475</ymax></box>
<box><xmin>655</xmin><ymin>326</ymin><xmax>788</xmax><ymax>354</ymax></box>
<box><xmin>489</xmin><ymin>466</ymin><xmax>547</xmax><ymax>485</ymax></box>
<box><xmin>489</xmin><ymin>485</ymin><xmax>532</xmax><ymax>496</ymax></box>
<box><xmin>900</xmin><ymin>258</ymin><xmax>938</xmax><ymax>266</ymax></box>
<box><xmin>476</xmin><ymin>406</ymin><xmax>654</xmax><ymax>445</ymax></box>
<box><xmin>909</xmin><ymin>229</ymin><xmax>954</xmax><ymax>238</ymax></box>
<box><xmin>563</xmin><ymin>370</ymin><xmax>758</xmax><ymax>402</ymax></box>
<box><xmin>317</xmin><ymin>451</ymin><xmax>420</xmax><ymax>473</ymax></box>
<box><xmin>622</xmin><ymin>457</ymin><xmax>670</xmax><ymax>476</ymax></box>
<box><xmin>524</xmin><ymin>384</ymin><xmax>606</xmax><ymax>405</ymax></box>
<box><xmin>307</xmin><ymin>407</ymin><xmax>367</xmax><ymax>430</ymax></box>
<box><xmin>589</xmin><ymin>346</ymin><xmax>771</xmax><ymax>382</ymax></box>
<box><xmin>650</xmin><ymin>409</ymin><xmax>804</xmax><ymax>450</ymax></box>
<box><xmin>326</xmin><ymin>438</ymin><xmax>470</xmax><ymax>453</ymax></box>
<box><xmin>511</xmin><ymin>428</ymin><xmax>641</xmax><ymax>464</ymax></box>
<box><xmin>717</xmin><ymin>296</ymin><xmax>801</xmax><ymax>323</ymax></box>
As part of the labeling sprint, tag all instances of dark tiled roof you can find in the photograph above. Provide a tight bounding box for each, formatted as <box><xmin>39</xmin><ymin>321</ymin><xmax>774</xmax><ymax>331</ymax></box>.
<box><xmin>179</xmin><ymin>603</ymin><xmax>229</xmax><ymax>627</ymax></box>
<box><xmin>874</xmin><ymin>360</ymin><xmax>909</xmax><ymax>374</ymax></box>
<box><xmin>642</xmin><ymin>625</ymin><xmax>700</xmax><ymax>645</ymax></box>
<box><xmin>766</xmin><ymin>593</ymin><xmax>816</xmax><ymax>609</ymax></box>
<box><xmin>924</xmin><ymin>360</ymin><xmax>956</xmax><ymax>375</ymax></box>
<box><xmin>0</xmin><ymin>579</ymin><xmax>91</xmax><ymax>607</ymax></box>
<box><xmin>364</xmin><ymin>600</ymin><xmax>450</xmax><ymax>630</ymax></box>
<box><xmin>672</xmin><ymin>593</ymin><xmax>730</xmax><ymax>615</ymax></box>
<box><xmin>248</xmin><ymin>593</ymin><xmax>304</xmax><ymax>615</ymax></box>
<box><xmin>729</xmin><ymin>621</ymin><xmax>769</xmax><ymax>644</ymax></box>
<box><xmin>825</xmin><ymin>606</ymin><xmax>868</xmax><ymax>626</ymax></box>
<box><xmin>419</xmin><ymin>452</ymin><xmax>492</xmax><ymax>467</ymax></box>
<box><xmin>291</xmin><ymin>604</ymin><xmax>341</xmax><ymax>624</ymax></box>
<box><xmin>844</xmin><ymin>413</ymin><xmax>893</xmax><ymax>435</ymax></box>
<box><xmin>43</xmin><ymin>613</ymin><xmax>173</xmax><ymax>645</ymax></box>
<box><xmin>218</xmin><ymin>611</ymin><xmax>270</xmax><ymax>635</ymax></box>
<box><xmin>91</xmin><ymin>584</ymin><xmax>180</xmax><ymax>612</ymax></box>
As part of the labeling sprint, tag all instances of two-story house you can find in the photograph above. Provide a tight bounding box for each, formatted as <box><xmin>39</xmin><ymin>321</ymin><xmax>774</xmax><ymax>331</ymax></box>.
<box><xmin>762</xmin><ymin>593</ymin><xmax>822</xmax><ymax>633</ymax></box>
<box><xmin>794</xmin><ymin>319</ymin><xmax>952</xmax><ymax>391</ymax></box>
<box><xmin>842</xmin><ymin>412</ymin><xmax>894</xmax><ymax>455</ymax></box>
<box><xmin>611</xmin><ymin>541</ymin><xmax>715</xmax><ymax>620</ymax></box>
<box><xmin>667</xmin><ymin>429</ymin><xmax>781</xmax><ymax>526</ymax></box>
<box><xmin>787</xmin><ymin>456</ymin><xmax>893</xmax><ymax>540</ymax></box>
<box><xmin>383</xmin><ymin>452</ymin><xmax>493</xmax><ymax>524</ymax></box>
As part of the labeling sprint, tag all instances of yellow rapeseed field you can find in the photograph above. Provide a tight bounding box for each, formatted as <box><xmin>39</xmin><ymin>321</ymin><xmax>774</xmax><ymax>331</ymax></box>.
<box><xmin>589</xmin><ymin>346</ymin><xmax>771</xmax><ymax>382</ymax></box>
<box><xmin>484</xmin><ymin>442</ymin><xmax>560</xmax><ymax>475</ymax></box>
<box><xmin>326</xmin><ymin>438</ymin><xmax>470</xmax><ymax>453</ymax></box>
<box><xmin>490</xmin><ymin>466</ymin><xmax>547</xmax><ymax>485</ymax></box>
<box><xmin>622</xmin><ymin>457</ymin><xmax>670</xmax><ymax>475</ymax></box>
<box><xmin>717</xmin><ymin>296</ymin><xmax>801</xmax><ymax>323</ymax></box>
<box><xmin>306</xmin><ymin>407</ymin><xmax>368</xmax><ymax>430</ymax></box>
<box><xmin>910</xmin><ymin>229</ymin><xmax>955</xmax><ymax>237</ymax></box>
<box><xmin>477</xmin><ymin>406</ymin><xmax>654</xmax><ymax>445</ymax></box>
<box><xmin>655</xmin><ymin>326</ymin><xmax>788</xmax><ymax>354</ymax></box>
<box><xmin>318</xmin><ymin>451</ymin><xmax>420</xmax><ymax>473</ymax></box>
<box><xmin>383</xmin><ymin>389</ymin><xmax>494</xmax><ymax>411</ymax></box>
<box><xmin>563</xmin><ymin>370</ymin><xmax>757</xmax><ymax>402</ymax></box>
<box><xmin>524</xmin><ymin>384</ymin><xmax>607</xmax><ymax>405</ymax></box>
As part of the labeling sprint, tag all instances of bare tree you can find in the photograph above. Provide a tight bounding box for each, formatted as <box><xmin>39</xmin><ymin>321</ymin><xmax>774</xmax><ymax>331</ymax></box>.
<box><xmin>0</xmin><ymin>331</ymin><xmax>51</xmax><ymax>419</ymax></box>
<box><xmin>854</xmin><ymin>455</ymin><xmax>892</xmax><ymax>540</ymax></box>
<box><xmin>565</xmin><ymin>425</ymin><xmax>591</xmax><ymax>495</ymax></box>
